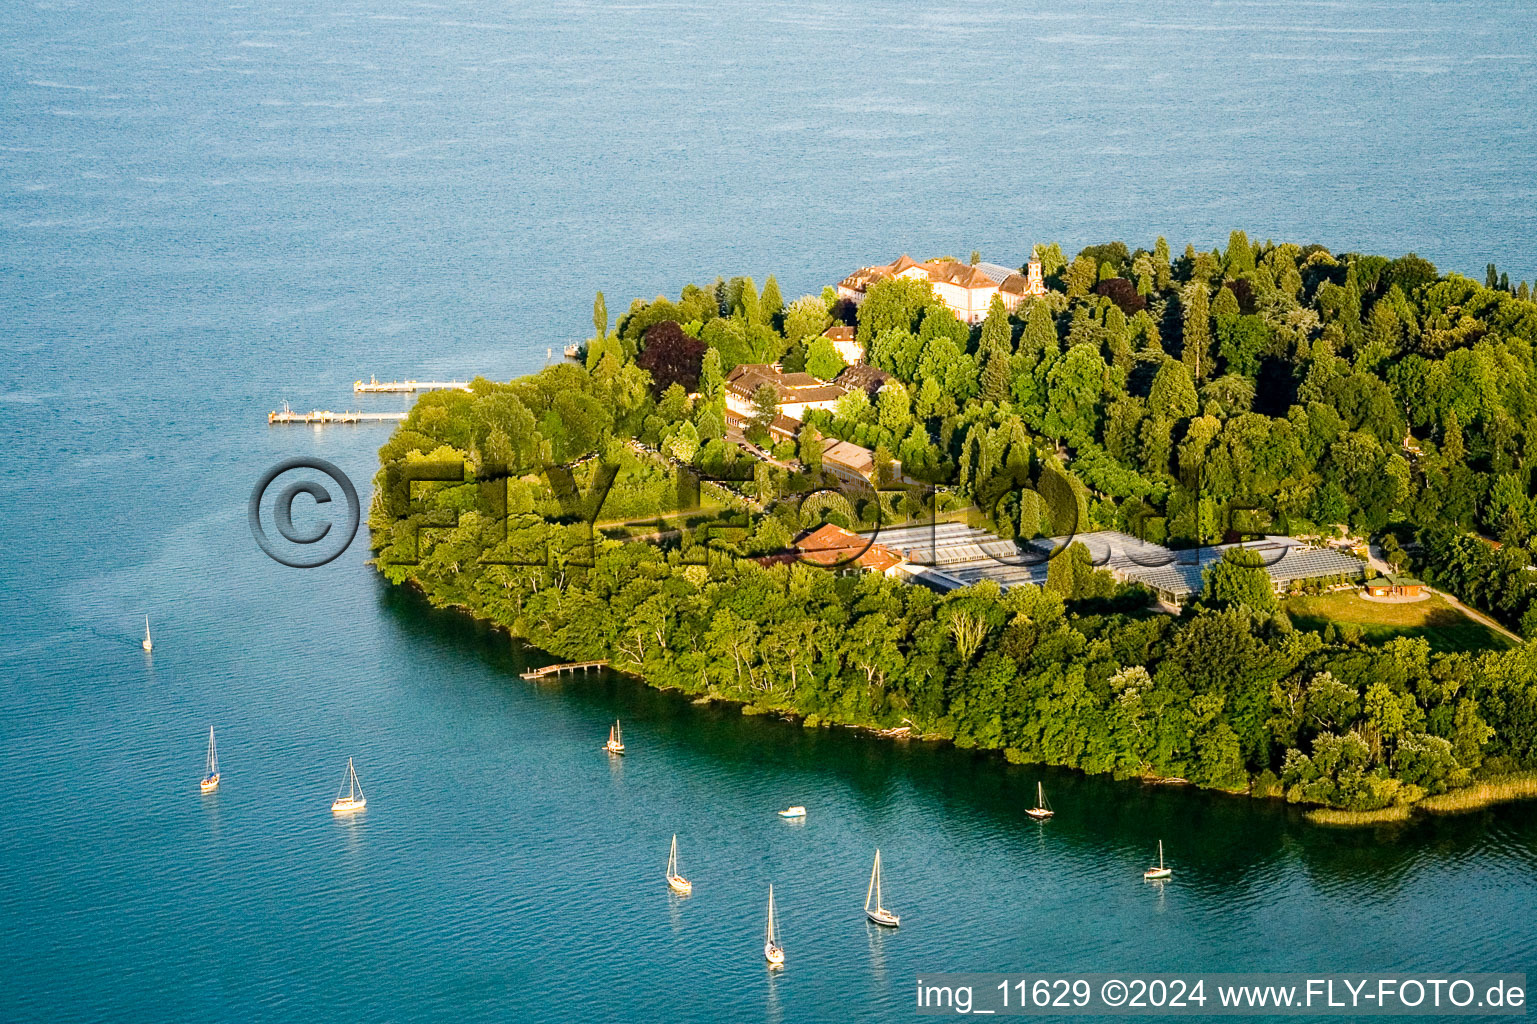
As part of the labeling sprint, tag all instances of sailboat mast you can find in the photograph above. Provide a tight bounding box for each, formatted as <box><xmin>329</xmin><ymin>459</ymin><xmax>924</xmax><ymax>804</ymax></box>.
<box><xmin>875</xmin><ymin>851</ymin><xmax>883</xmax><ymax>911</ymax></box>
<box><xmin>866</xmin><ymin>852</ymin><xmax>878</xmax><ymax>911</ymax></box>
<box><xmin>1159</xmin><ymin>840</ymin><xmax>1164</xmax><ymax>869</ymax></box>
<box><xmin>767</xmin><ymin>886</ymin><xmax>776</xmax><ymax>943</ymax></box>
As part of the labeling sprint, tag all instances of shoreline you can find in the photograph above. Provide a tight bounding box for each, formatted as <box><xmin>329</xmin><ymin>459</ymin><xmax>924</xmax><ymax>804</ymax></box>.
<box><xmin>379</xmin><ymin>571</ymin><xmax>1537</xmax><ymax>828</ymax></box>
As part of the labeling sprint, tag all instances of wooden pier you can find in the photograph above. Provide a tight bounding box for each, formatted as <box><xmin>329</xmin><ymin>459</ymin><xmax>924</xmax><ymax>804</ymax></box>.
<box><xmin>354</xmin><ymin>377</ymin><xmax>472</xmax><ymax>393</ymax></box>
<box><xmin>268</xmin><ymin>408</ymin><xmax>409</xmax><ymax>425</ymax></box>
<box><xmin>520</xmin><ymin>660</ymin><xmax>608</xmax><ymax>680</ymax></box>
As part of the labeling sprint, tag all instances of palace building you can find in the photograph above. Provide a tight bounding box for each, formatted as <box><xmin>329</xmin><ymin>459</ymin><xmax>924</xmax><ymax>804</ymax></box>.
<box><xmin>835</xmin><ymin>253</ymin><xmax>1047</xmax><ymax>324</ymax></box>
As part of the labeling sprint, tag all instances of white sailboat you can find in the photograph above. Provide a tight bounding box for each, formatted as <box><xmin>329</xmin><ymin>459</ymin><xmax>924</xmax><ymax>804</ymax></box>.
<box><xmin>1144</xmin><ymin>839</ymin><xmax>1172</xmax><ymax>880</ymax></box>
<box><xmin>331</xmin><ymin>757</ymin><xmax>366</xmax><ymax>813</ymax></box>
<box><xmin>604</xmin><ymin>720</ymin><xmax>625</xmax><ymax>755</ymax></box>
<box><xmin>764</xmin><ymin>884</ymin><xmax>785</xmax><ymax>967</ymax></box>
<box><xmin>200</xmin><ymin>726</ymin><xmax>220</xmax><ymax>793</ymax></box>
<box><xmin>142</xmin><ymin>616</ymin><xmax>153</xmax><ymax>652</ymax></box>
<box><xmin>666</xmin><ymin>834</ymin><xmax>691</xmax><ymax>894</ymax></box>
<box><xmin>864</xmin><ymin>849</ymin><xmax>900</xmax><ymax>927</ymax></box>
<box><xmin>1026</xmin><ymin>781</ymin><xmax>1054</xmax><ymax>820</ymax></box>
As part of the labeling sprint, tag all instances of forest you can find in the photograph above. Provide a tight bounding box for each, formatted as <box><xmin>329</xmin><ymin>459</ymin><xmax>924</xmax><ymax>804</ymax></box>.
<box><xmin>369</xmin><ymin>235</ymin><xmax>1537</xmax><ymax>814</ymax></box>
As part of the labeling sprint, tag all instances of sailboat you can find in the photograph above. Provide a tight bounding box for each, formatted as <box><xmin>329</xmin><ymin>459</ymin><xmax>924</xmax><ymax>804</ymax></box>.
<box><xmin>604</xmin><ymin>720</ymin><xmax>625</xmax><ymax>756</ymax></box>
<box><xmin>764</xmin><ymin>885</ymin><xmax>785</xmax><ymax>967</ymax></box>
<box><xmin>864</xmin><ymin>849</ymin><xmax>900</xmax><ymax>927</ymax></box>
<box><xmin>1143</xmin><ymin>839</ymin><xmax>1172</xmax><ymax>880</ymax></box>
<box><xmin>200</xmin><ymin>727</ymin><xmax>220</xmax><ymax>792</ymax></box>
<box><xmin>1026</xmin><ymin>781</ymin><xmax>1054</xmax><ymax>820</ymax></box>
<box><xmin>142</xmin><ymin>616</ymin><xmax>153</xmax><ymax>652</ymax></box>
<box><xmin>331</xmin><ymin>757</ymin><xmax>366</xmax><ymax>813</ymax></box>
<box><xmin>665</xmin><ymin>834</ymin><xmax>691</xmax><ymax>894</ymax></box>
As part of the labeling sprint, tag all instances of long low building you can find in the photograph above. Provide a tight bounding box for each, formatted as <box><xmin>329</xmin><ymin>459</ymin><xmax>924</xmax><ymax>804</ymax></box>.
<box><xmin>861</xmin><ymin>523</ymin><xmax>1366</xmax><ymax>603</ymax></box>
<box><xmin>835</xmin><ymin>254</ymin><xmax>1046</xmax><ymax>324</ymax></box>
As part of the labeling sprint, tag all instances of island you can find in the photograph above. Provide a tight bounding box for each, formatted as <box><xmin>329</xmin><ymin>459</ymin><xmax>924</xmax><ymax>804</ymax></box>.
<box><xmin>370</xmin><ymin>235</ymin><xmax>1537</xmax><ymax>825</ymax></box>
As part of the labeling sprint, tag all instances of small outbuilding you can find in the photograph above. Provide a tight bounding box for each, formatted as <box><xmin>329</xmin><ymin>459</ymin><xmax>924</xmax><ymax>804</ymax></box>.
<box><xmin>1364</xmin><ymin>573</ymin><xmax>1425</xmax><ymax>598</ymax></box>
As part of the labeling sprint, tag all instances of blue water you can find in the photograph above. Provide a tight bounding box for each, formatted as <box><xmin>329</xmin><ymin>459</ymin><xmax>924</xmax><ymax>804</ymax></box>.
<box><xmin>3</xmin><ymin>0</ymin><xmax>1537</xmax><ymax>1019</ymax></box>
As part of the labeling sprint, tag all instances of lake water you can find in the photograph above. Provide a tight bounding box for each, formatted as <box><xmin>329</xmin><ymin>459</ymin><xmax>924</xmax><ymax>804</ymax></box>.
<box><xmin>3</xmin><ymin>0</ymin><xmax>1536</xmax><ymax>1019</ymax></box>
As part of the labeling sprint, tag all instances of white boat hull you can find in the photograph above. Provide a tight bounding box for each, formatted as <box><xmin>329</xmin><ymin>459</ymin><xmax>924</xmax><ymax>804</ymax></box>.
<box><xmin>866</xmin><ymin>908</ymin><xmax>900</xmax><ymax>927</ymax></box>
<box><xmin>778</xmin><ymin>807</ymin><xmax>805</xmax><ymax>818</ymax></box>
<box><xmin>667</xmin><ymin>875</ymin><xmax>692</xmax><ymax>895</ymax></box>
<box><xmin>1144</xmin><ymin>867</ymin><xmax>1171</xmax><ymax>880</ymax></box>
<box><xmin>764</xmin><ymin>943</ymin><xmax>784</xmax><ymax>967</ymax></box>
<box><xmin>200</xmin><ymin>774</ymin><xmax>220</xmax><ymax>793</ymax></box>
<box><xmin>332</xmin><ymin>798</ymin><xmax>366</xmax><ymax>813</ymax></box>
<box><xmin>1026</xmin><ymin>808</ymin><xmax>1054</xmax><ymax>820</ymax></box>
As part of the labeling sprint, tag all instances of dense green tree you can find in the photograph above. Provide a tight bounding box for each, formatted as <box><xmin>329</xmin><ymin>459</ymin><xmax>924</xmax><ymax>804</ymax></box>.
<box><xmin>1044</xmin><ymin>343</ymin><xmax>1113</xmax><ymax>442</ymax></box>
<box><xmin>979</xmin><ymin>296</ymin><xmax>1011</xmax><ymax>361</ymax></box>
<box><xmin>980</xmin><ymin>349</ymin><xmax>1012</xmax><ymax>405</ymax></box>
<box><xmin>760</xmin><ymin>276</ymin><xmax>784</xmax><ymax>323</ymax></box>
<box><xmin>857</xmin><ymin>277</ymin><xmax>935</xmax><ymax>349</ymax></box>
<box><xmin>1181</xmin><ymin>282</ymin><xmax>1213</xmax><ymax>381</ymax></box>
<box><xmin>1148</xmin><ymin>358</ymin><xmax>1199</xmax><ymax>420</ymax></box>
<box><xmin>783</xmin><ymin>295</ymin><xmax>831</xmax><ymax>346</ymax></box>
<box><xmin>1065</xmin><ymin>256</ymin><xmax>1099</xmax><ymax>298</ymax></box>
<box><xmin>1203</xmin><ymin>548</ymin><xmax>1279</xmax><ymax>613</ymax></box>
<box><xmin>805</xmin><ymin>337</ymin><xmax>847</xmax><ymax>381</ymax></box>
<box><xmin>1019</xmin><ymin>301</ymin><xmax>1059</xmax><ymax>361</ymax></box>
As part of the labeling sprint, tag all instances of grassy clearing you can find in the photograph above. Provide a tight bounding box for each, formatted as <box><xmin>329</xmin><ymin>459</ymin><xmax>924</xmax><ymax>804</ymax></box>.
<box><xmin>1304</xmin><ymin>805</ymin><xmax>1413</xmax><ymax>826</ymax></box>
<box><xmin>1417</xmin><ymin>774</ymin><xmax>1537</xmax><ymax>814</ymax></box>
<box><xmin>1284</xmin><ymin>591</ymin><xmax>1514</xmax><ymax>653</ymax></box>
<box><xmin>1304</xmin><ymin>773</ymin><xmax>1537</xmax><ymax>827</ymax></box>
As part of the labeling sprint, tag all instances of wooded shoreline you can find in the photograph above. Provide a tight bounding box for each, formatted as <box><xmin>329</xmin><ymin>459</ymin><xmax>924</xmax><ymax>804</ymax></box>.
<box><xmin>371</xmin><ymin>237</ymin><xmax>1537</xmax><ymax>826</ymax></box>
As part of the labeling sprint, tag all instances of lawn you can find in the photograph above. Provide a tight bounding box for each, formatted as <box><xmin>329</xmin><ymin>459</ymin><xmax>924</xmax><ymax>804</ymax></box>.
<box><xmin>1284</xmin><ymin>591</ymin><xmax>1515</xmax><ymax>653</ymax></box>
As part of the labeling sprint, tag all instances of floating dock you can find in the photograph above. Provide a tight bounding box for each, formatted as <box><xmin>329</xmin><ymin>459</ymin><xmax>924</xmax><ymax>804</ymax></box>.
<box><xmin>520</xmin><ymin>660</ymin><xmax>608</xmax><ymax>680</ymax></box>
<box><xmin>354</xmin><ymin>377</ymin><xmax>472</xmax><ymax>393</ymax></box>
<box><xmin>268</xmin><ymin>408</ymin><xmax>408</xmax><ymax>425</ymax></box>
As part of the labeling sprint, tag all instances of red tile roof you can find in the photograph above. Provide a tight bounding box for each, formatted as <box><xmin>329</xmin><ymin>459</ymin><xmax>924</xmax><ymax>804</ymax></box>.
<box><xmin>794</xmin><ymin>523</ymin><xmax>903</xmax><ymax>572</ymax></box>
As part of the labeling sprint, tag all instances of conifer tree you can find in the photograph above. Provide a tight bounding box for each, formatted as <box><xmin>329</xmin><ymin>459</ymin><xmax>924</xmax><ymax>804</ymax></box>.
<box><xmin>1212</xmin><ymin>284</ymin><xmax>1240</xmax><ymax>323</ymax></box>
<box><xmin>1066</xmin><ymin>256</ymin><xmax>1098</xmax><ymax>298</ymax></box>
<box><xmin>737</xmin><ymin>278</ymin><xmax>761</xmax><ymax>327</ymax></box>
<box><xmin>760</xmin><ymin>275</ymin><xmax>783</xmax><ymax>323</ymax></box>
<box><xmin>699</xmin><ymin>348</ymin><xmax>724</xmax><ymax>400</ymax></box>
<box><xmin>1181</xmin><ymin>282</ymin><xmax>1213</xmax><ymax>381</ymax></box>
<box><xmin>1153</xmin><ymin>236</ymin><xmax>1172</xmax><ymax>290</ymax></box>
<box><xmin>1019</xmin><ymin>301</ymin><xmax>1059</xmax><ymax>360</ymax></box>
<box><xmin>981</xmin><ymin>349</ymin><xmax>1012</xmax><ymax>405</ymax></box>
<box><xmin>1149</xmin><ymin>358</ymin><xmax>1199</xmax><ymax>420</ymax></box>
<box><xmin>979</xmin><ymin>296</ymin><xmax>1011</xmax><ymax>361</ymax></box>
<box><xmin>1225</xmin><ymin>230</ymin><xmax>1255</xmax><ymax>277</ymax></box>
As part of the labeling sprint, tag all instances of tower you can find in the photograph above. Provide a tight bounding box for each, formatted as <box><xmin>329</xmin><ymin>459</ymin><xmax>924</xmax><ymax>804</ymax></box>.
<box><xmin>1024</xmin><ymin>256</ymin><xmax>1046</xmax><ymax>296</ymax></box>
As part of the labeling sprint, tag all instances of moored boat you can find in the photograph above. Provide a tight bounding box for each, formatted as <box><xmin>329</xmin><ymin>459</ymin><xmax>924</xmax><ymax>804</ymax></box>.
<box><xmin>331</xmin><ymin>757</ymin><xmax>366</xmax><ymax>813</ymax></box>
<box><xmin>1026</xmin><ymin>781</ymin><xmax>1054</xmax><ymax>820</ymax></box>
<box><xmin>864</xmin><ymin>849</ymin><xmax>900</xmax><ymax>927</ymax></box>
<box><xmin>764</xmin><ymin>884</ymin><xmax>785</xmax><ymax>967</ymax></box>
<box><xmin>666</xmin><ymin>834</ymin><xmax>691</xmax><ymax>895</ymax></box>
<box><xmin>1144</xmin><ymin>839</ymin><xmax>1172</xmax><ymax>880</ymax></box>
